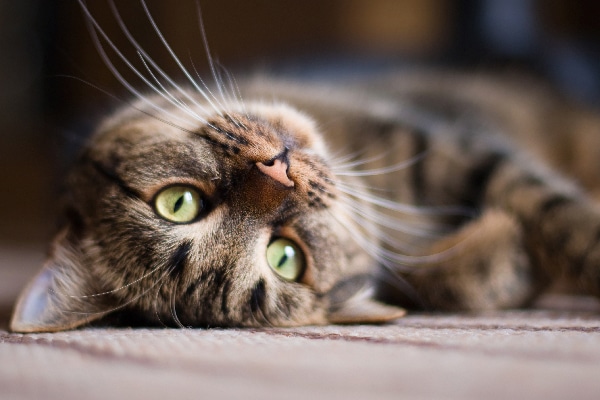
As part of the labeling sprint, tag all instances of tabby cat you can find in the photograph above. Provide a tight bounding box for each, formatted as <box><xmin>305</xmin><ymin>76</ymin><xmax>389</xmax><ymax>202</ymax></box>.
<box><xmin>10</xmin><ymin>2</ymin><xmax>600</xmax><ymax>332</ymax></box>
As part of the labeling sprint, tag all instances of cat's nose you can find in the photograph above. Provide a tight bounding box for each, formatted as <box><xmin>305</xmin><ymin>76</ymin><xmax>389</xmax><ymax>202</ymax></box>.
<box><xmin>256</xmin><ymin>159</ymin><xmax>294</xmax><ymax>188</ymax></box>
<box><xmin>256</xmin><ymin>150</ymin><xmax>294</xmax><ymax>188</ymax></box>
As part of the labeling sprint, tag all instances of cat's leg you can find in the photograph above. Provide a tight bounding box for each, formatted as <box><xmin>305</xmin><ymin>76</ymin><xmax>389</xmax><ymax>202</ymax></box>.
<box><xmin>393</xmin><ymin>154</ymin><xmax>600</xmax><ymax>311</ymax></box>
<box><xmin>485</xmin><ymin>160</ymin><xmax>600</xmax><ymax>298</ymax></box>
<box><xmin>382</xmin><ymin>208</ymin><xmax>548</xmax><ymax>311</ymax></box>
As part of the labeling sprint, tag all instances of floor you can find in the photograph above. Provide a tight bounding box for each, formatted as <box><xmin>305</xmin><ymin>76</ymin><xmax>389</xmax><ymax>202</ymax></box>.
<box><xmin>2</xmin><ymin>246</ymin><xmax>600</xmax><ymax>400</ymax></box>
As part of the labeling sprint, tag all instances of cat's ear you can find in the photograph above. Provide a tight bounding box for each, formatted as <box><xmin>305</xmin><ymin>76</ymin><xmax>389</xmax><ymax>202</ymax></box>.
<box><xmin>327</xmin><ymin>296</ymin><xmax>406</xmax><ymax>324</ymax></box>
<box><xmin>10</xmin><ymin>230</ymin><xmax>110</xmax><ymax>333</ymax></box>
<box><xmin>325</xmin><ymin>278</ymin><xmax>406</xmax><ymax>324</ymax></box>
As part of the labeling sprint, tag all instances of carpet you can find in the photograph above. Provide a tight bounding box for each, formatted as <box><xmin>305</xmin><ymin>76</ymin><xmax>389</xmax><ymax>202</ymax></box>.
<box><xmin>2</xmin><ymin>246</ymin><xmax>600</xmax><ymax>400</ymax></box>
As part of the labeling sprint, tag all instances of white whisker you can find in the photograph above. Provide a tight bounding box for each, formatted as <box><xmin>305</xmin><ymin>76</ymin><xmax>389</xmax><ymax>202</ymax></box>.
<box><xmin>153</xmin><ymin>277</ymin><xmax>169</xmax><ymax>328</ymax></box>
<box><xmin>342</xmin><ymin>208</ymin><xmax>417</xmax><ymax>254</ymax></box>
<box><xmin>60</xmin><ymin>258</ymin><xmax>164</xmax><ymax>299</ymax></box>
<box><xmin>332</xmin><ymin>201</ymin><xmax>468</xmax><ymax>269</ymax></box>
<box><xmin>332</xmin><ymin>152</ymin><xmax>427</xmax><ymax>177</ymax></box>
<box><xmin>66</xmin><ymin>265</ymin><xmax>175</xmax><ymax>317</ymax></box>
<box><xmin>329</xmin><ymin>151</ymin><xmax>389</xmax><ymax>171</ymax></box>
<box><xmin>329</xmin><ymin>207</ymin><xmax>395</xmax><ymax>268</ymax></box>
<box><xmin>140</xmin><ymin>0</ymin><xmax>223</xmax><ymax>115</ymax></box>
<box><xmin>219</xmin><ymin>63</ymin><xmax>247</xmax><ymax>115</ymax></box>
<box><xmin>188</xmin><ymin>55</ymin><xmax>246</xmax><ymax>128</ymax></box>
<box><xmin>107</xmin><ymin>0</ymin><xmax>218</xmax><ymax>119</ymax></box>
<box><xmin>169</xmin><ymin>279</ymin><xmax>186</xmax><ymax>329</ymax></box>
<box><xmin>339</xmin><ymin>195</ymin><xmax>446</xmax><ymax>237</ymax></box>
<box><xmin>137</xmin><ymin>51</ymin><xmax>206</xmax><ymax>122</ymax></box>
<box><xmin>333</xmin><ymin>179</ymin><xmax>471</xmax><ymax>217</ymax></box>
<box><xmin>326</xmin><ymin>174</ymin><xmax>393</xmax><ymax>194</ymax></box>
<box><xmin>56</xmin><ymin>75</ymin><xmax>211</xmax><ymax>141</ymax></box>
<box><xmin>326</xmin><ymin>147</ymin><xmax>364</xmax><ymax>166</ymax></box>
<box><xmin>188</xmin><ymin>53</ymin><xmax>229</xmax><ymax>111</ymax></box>
<box><xmin>194</xmin><ymin>2</ymin><xmax>230</xmax><ymax>108</ymax></box>
<box><xmin>78</xmin><ymin>0</ymin><xmax>199</xmax><ymax>127</ymax></box>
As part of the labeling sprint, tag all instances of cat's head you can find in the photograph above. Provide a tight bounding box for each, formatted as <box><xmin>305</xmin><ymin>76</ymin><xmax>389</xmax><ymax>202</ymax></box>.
<box><xmin>11</xmin><ymin>96</ymin><xmax>404</xmax><ymax>332</ymax></box>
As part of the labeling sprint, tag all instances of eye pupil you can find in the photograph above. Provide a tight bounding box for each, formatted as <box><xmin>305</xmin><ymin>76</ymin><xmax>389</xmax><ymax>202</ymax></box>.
<box><xmin>173</xmin><ymin>195</ymin><xmax>184</xmax><ymax>213</ymax></box>
<box><xmin>277</xmin><ymin>254</ymin><xmax>288</xmax><ymax>268</ymax></box>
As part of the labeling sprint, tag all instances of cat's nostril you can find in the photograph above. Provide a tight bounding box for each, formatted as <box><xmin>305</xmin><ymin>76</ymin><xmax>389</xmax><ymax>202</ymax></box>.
<box><xmin>256</xmin><ymin>159</ymin><xmax>294</xmax><ymax>188</ymax></box>
<box><xmin>265</xmin><ymin>147</ymin><xmax>290</xmax><ymax>166</ymax></box>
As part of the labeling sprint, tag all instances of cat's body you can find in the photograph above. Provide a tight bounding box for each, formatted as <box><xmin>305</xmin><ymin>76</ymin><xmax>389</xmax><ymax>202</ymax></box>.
<box><xmin>245</xmin><ymin>73</ymin><xmax>600</xmax><ymax>309</ymax></box>
<box><xmin>10</xmin><ymin>4</ymin><xmax>600</xmax><ymax>332</ymax></box>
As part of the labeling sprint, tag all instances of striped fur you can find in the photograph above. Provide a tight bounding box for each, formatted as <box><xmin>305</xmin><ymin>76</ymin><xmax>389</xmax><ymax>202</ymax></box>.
<box><xmin>10</xmin><ymin>3</ymin><xmax>600</xmax><ymax>332</ymax></box>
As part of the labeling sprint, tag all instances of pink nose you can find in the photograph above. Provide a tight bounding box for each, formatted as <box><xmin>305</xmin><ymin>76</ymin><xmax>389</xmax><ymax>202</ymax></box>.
<box><xmin>256</xmin><ymin>159</ymin><xmax>295</xmax><ymax>188</ymax></box>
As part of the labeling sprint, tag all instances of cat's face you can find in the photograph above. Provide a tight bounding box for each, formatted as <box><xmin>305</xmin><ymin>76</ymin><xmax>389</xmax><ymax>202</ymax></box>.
<box><xmin>10</xmin><ymin>0</ymin><xmax>406</xmax><ymax>332</ymax></box>
<box><xmin>11</xmin><ymin>96</ymin><xmax>405</xmax><ymax>332</ymax></box>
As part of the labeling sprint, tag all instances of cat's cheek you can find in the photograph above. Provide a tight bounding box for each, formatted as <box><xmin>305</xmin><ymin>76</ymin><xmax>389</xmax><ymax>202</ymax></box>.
<box><xmin>269</xmin><ymin>286</ymin><xmax>330</xmax><ymax>327</ymax></box>
<box><xmin>169</xmin><ymin>204</ymin><xmax>227</xmax><ymax>237</ymax></box>
<box><xmin>288</xmin><ymin>212</ymin><xmax>369</xmax><ymax>294</ymax></box>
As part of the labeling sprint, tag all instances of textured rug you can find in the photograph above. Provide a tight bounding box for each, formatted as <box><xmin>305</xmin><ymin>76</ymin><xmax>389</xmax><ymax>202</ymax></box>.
<box><xmin>2</xmin><ymin>247</ymin><xmax>600</xmax><ymax>400</ymax></box>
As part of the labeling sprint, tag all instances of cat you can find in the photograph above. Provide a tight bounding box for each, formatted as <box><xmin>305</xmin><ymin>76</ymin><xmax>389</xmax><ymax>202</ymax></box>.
<box><xmin>10</xmin><ymin>1</ymin><xmax>600</xmax><ymax>332</ymax></box>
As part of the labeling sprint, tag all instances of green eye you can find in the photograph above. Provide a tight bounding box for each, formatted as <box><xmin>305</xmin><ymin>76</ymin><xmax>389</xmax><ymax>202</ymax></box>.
<box><xmin>266</xmin><ymin>238</ymin><xmax>305</xmax><ymax>281</ymax></box>
<box><xmin>154</xmin><ymin>186</ymin><xmax>202</xmax><ymax>223</ymax></box>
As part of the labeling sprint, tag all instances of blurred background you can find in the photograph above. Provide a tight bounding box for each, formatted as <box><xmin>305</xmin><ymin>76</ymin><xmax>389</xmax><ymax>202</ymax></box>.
<box><xmin>0</xmin><ymin>0</ymin><xmax>599</xmax><ymax>247</ymax></box>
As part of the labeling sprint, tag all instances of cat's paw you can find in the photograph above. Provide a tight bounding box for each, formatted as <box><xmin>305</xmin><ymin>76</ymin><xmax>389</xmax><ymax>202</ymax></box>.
<box><xmin>405</xmin><ymin>209</ymin><xmax>543</xmax><ymax>311</ymax></box>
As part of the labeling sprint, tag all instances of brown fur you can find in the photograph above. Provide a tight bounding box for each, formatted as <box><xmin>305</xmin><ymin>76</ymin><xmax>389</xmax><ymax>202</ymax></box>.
<box><xmin>10</xmin><ymin>4</ymin><xmax>600</xmax><ymax>332</ymax></box>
